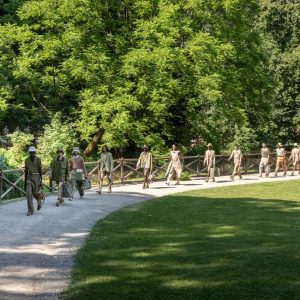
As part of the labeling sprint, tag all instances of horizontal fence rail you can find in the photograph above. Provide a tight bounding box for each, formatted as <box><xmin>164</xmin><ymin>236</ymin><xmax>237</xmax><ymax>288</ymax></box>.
<box><xmin>0</xmin><ymin>152</ymin><xmax>295</xmax><ymax>201</ymax></box>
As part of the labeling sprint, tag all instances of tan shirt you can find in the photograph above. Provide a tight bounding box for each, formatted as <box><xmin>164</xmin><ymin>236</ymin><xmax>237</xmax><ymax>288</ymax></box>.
<box><xmin>204</xmin><ymin>150</ymin><xmax>215</xmax><ymax>167</ymax></box>
<box><xmin>261</xmin><ymin>148</ymin><xmax>270</xmax><ymax>158</ymax></box>
<box><xmin>137</xmin><ymin>151</ymin><xmax>153</xmax><ymax>170</ymax></box>
<box><xmin>229</xmin><ymin>150</ymin><xmax>242</xmax><ymax>162</ymax></box>
<box><xmin>276</xmin><ymin>147</ymin><xmax>285</xmax><ymax>157</ymax></box>
<box><xmin>290</xmin><ymin>148</ymin><xmax>300</xmax><ymax>162</ymax></box>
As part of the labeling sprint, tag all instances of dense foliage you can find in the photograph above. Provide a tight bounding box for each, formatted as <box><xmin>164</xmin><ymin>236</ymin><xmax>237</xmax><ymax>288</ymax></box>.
<box><xmin>0</xmin><ymin>0</ymin><xmax>298</xmax><ymax>156</ymax></box>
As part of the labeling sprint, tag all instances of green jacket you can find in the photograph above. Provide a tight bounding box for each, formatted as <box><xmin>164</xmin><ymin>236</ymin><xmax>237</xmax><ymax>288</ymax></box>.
<box><xmin>50</xmin><ymin>156</ymin><xmax>69</xmax><ymax>182</ymax></box>
<box><xmin>98</xmin><ymin>152</ymin><xmax>113</xmax><ymax>172</ymax></box>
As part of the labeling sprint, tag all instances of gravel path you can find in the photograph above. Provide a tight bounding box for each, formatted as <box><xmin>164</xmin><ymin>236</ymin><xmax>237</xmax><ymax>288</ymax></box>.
<box><xmin>0</xmin><ymin>173</ymin><xmax>299</xmax><ymax>300</ymax></box>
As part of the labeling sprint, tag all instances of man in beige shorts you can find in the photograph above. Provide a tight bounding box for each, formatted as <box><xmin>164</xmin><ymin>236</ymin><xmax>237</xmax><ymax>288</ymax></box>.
<box><xmin>228</xmin><ymin>144</ymin><xmax>243</xmax><ymax>180</ymax></box>
<box><xmin>259</xmin><ymin>143</ymin><xmax>270</xmax><ymax>178</ymax></box>
<box><xmin>204</xmin><ymin>143</ymin><xmax>216</xmax><ymax>182</ymax></box>
<box><xmin>289</xmin><ymin>143</ymin><xmax>300</xmax><ymax>176</ymax></box>
<box><xmin>274</xmin><ymin>143</ymin><xmax>286</xmax><ymax>176</ymax></box>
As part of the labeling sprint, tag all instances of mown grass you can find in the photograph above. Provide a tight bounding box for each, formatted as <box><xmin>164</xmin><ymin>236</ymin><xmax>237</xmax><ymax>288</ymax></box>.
<box><xmin>62</xmin><ymin>180</ymin><xmax>300</xmax><ymax>300</ymax></box>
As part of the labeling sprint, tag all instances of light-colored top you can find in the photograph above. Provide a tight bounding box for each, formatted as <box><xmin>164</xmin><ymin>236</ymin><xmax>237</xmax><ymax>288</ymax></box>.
<box><xmin>137</xmin><ymin>151</ymin><xmax>153</xmax><ymax>170</ymax></box>
<box><xmin>261</xmin><ymin>148</ymin><xmax>270</xmax><ymax>158</ymax></box>
<box><xmin>204</xmin><ymin>149</ymin><xmax>215</xmax><ymax>167</ymax></box>
<box><xmin>98</xmin><ymin>152</ymin><xmax>114</xmax><ymax>172</ymax></box>
<box><xmin>289</xmin><ymin>148</ymin><xmax>300</xmax><ymax>162</ymax></box>
<box><xmin>276</xmin><ymin>147</ymin><xmax>285</xmax><ymax>157</ymax></box>
<box><xmin>170</xmin><ymin>150</ymin><xmax>181</xmax><ymax>163</ymax></box>
<box><xmin>229</xmin><ymin>149</ymin><xmax>242</xmax><ymax>162</ymax></box>
<box><xmin>69</xmin><ymin>155</ymin><xmax>87</xmax><ymax>175</ymax></box>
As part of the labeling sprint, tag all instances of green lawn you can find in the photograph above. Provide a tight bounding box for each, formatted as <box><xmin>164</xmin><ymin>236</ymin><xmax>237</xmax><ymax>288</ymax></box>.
<box><xmin>62</xmin><ymin>181</ymin><xmax>300</xmax><ymax>300</ymax></box>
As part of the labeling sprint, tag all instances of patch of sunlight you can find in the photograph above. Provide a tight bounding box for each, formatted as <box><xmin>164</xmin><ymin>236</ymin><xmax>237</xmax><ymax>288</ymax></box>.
<box><xmin>76</xmin><ymin>276</ymin><xmax>118</xmax><ymax>287</ymax></box>
<box><xmin>130</xmin><ymin>227</ymin><xmax>164</xmax><ymax>233</ymax></box>
<box><xmin>279</xmin><ymin>207</ymin><xmax>300</xmax><ymax>212</ymax></box>
<box><xmin>164</xmin><ymin>278</ymin><xmax>225</xmax><ymax>289</ymax></box>
<box><xmin>132</xmin><ymin>252</ymin><xmax>153</xmax><ymax>257</ymax></box>
<box><xmin>213</xmin><ymin>225</ymin><xmax>239</xmax><ymax>232</ymax></box>
<box><xmin>208</xmin><ymin>233</ymin><xmax>235</xmax><ymax>238</ymax></box>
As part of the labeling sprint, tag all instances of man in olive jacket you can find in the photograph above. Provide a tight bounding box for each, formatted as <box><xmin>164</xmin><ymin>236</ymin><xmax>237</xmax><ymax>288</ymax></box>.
<box><xmin>50</xmin><ymin>148</ymin><xmax>69</xmax><ymax>206</ymax></box>
<box><xmin>24</xmin><ymin>146</ymin><xmax>42</xmax><ymax>216</ymax></box>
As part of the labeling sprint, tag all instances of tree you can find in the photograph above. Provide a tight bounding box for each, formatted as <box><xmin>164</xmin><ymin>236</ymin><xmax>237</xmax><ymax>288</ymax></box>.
<box><xmin>258</xmin><ymin>0</ymin><xmax>300</xmax><ymax>145</ymax></box>
<box><xmin>37</xmin><ymin>112</ymin><xmax>78</xmax><ymax>166</ymax></box>
<box><xmin>0</xmin><ymin>0</ymin><xmax>275</xmax><ymax>155</ymax></box>
<box><xmin>4</xmin><ymin>131</ymin><xmax>34</xmax><ymax>167</ymax></box>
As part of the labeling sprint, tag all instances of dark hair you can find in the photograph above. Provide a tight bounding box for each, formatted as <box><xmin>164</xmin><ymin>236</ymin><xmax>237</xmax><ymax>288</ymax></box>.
<box><xmin>102</xmin><ymin>145</ymin><xmax>109</xmax><ymax>152</ymax></box>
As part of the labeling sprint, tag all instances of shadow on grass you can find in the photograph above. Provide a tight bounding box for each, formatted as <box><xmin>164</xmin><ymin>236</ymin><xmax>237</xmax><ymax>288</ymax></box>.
<box><xmin>62</xmin><ymin>194</ymin><xmax>300</xmax><ymax>300</ymax></box>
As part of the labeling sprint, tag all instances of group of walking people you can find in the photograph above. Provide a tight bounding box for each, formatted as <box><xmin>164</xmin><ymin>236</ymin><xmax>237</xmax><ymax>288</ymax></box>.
<box><xmin>24</xmin><ymin>141</ymin><xmax>300</xmax><ymax>216</ymax></box>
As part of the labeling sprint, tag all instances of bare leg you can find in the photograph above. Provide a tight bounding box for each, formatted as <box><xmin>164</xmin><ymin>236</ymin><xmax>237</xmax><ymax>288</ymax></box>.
<box><xmin>98</xmin><ymin>172</ymin><xmax>104</xmax><ymax>194</ymax></box>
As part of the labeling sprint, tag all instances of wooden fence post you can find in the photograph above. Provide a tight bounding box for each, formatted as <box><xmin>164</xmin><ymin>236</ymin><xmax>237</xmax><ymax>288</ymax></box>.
<box><xmin>221</xmin><ymin>154</ymin><xmax>225</xmax><ymax>176</ymax></box>
<box><xmin>197</xmin><ymin>154</ymin><xmax>200</xmax><ymax>175</ymax></box>
<box><xmin>120</xmin><ymin>158</ymin><xmax>124</xmax><ymax>183</ymax></box>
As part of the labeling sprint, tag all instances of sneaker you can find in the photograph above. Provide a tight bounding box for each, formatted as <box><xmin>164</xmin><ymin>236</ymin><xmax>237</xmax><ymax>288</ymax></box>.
<box><xmin>37</xmin><ymin>201</ymin><xmax>42</xmax><ymax>211</ymax></box>
<box><xmin>68</xmin><ymin>198</ymin><xmax>73</xmax><ymax>201</ymax></box>
<box><xmin>230</xmin><ymin>175</ymin><xmax>234</xmax><ymax>181</ymax></box>
<box><xmin>26</xmin><ymin>211</ymin><xmax>33</xmax><ymax>216</ymax></box>
<box><xmin>239</xmin><ymin>175</ymin><xmax>242</xmax><ymax>179</ymax></box>
<box><xmin>56</xmin><ymin>201</ymin><xmax>60</xmax><ymax>207</ymax></box>
<box><xmin>205</xmin><ymin>178</ymin><xmax>209</xmax><ymax>183</ymax></box>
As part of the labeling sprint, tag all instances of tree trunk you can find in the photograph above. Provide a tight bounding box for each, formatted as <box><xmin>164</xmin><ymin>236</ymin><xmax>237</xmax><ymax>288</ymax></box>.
<box><xmin>84</xmin><ymin>129</ymin><xmax>104</xmax><ymax>156</ymax></box>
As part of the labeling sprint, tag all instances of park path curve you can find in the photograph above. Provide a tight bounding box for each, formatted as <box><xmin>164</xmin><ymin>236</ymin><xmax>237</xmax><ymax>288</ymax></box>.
<box><xmin>0</xmin><ymin>173</ymin><xmax>299</xmax><ymax>300</ymax></box>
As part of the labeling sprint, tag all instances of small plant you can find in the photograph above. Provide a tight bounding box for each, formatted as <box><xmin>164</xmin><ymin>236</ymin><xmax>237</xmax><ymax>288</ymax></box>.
<box><xmin>180</xmin><ymin>171</ymin><xmax>191</xmax><ymax>181</ymax></box>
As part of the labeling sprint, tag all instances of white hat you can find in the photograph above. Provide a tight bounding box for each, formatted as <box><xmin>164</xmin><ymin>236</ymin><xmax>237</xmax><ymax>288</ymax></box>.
<box><xmin>28</xmin><ymin>146</ymin><xmax>36</xmax><ymax>152</ymax></box>
<box><xmin>72</xmin><ymin>147</ymin><xmax>80</xmax><ymax>153</ymax></box>
<box><xmin>294</xmin><ymin>143</ymin><xmax>298</xmax><ymax>147</ymax></box>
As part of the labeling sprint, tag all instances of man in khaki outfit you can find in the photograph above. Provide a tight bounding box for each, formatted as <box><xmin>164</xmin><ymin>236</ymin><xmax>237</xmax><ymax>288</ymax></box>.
<box><xmin>204</xmin><ymin>143</ymin><xmax>215</xmax><ymax>182</ymax></box>
<box><xmin>136</xmin><ymin>145</ymin><xmax>153</xmax><ymax>189</ymax></box>
<box><xmin>289</xmin><ymin>143</ymin><xmax>300</xmax><ymax>176</ymax></box>
<box><xmin>97</xmin><ymin>145</ymin><xmax>114</xmax><ymax>194</ymax></box>
<box><xmin>259</xmin><ymin>143</ymin><xmax>270</xmax><ymax>178</ymax></box>
<box><xmin>228</xmin><ymin>144</ymin><xmax>243</xmax><ymax>180</ymax></box>
<box><xmin>165</xmin><ymin>144</ymin><xmax>182</xmax><ymax>185</ymax></box>
<box><xmin>24</xmin><ymin>146</ymin><xmax>43</xmax><ymax>216</ymax></box>
<box><xmin>274</xmin><ymin>143</ymin><xmax>286</xmax><ymax>176</ymax></box>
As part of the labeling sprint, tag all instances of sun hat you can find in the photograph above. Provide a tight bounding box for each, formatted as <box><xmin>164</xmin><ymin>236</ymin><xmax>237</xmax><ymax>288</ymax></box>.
<box><xmin>28</xmin><ymin>146</ymin><xmax>36</xmax><ymax>152</ymax></box>
<box><xmin>72</xmin><ymin>147</ymin><xmax>80</xmax><ymax>153</ymax></box>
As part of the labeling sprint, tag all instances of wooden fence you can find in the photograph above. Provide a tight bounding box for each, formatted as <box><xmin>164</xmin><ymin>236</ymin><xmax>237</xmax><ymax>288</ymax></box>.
<box><xmin>0</xmin><ymin>152</ymin><xmax>294</xmax><ymax>201</ymax></box>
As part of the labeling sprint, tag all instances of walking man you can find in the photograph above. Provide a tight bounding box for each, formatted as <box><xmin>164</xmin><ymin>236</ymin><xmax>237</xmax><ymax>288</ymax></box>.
<box><xmin>50</xmin><ymin>148</ymin><xmax>69</xmax><ymax>206</ymax></box>
<box><xmin>24</xmin><ymin>146</ymin><xmax>43</xmax><ymax>216</ymax></box>
<box><xmin>274</xmin><ymin>143</ymin><xmax>286</xmax><ymax>176</ymax></box>
<box><xmin>204</xmin><ymin>143</ymin><xmax>215</xmax><ymax>182</ymax></box>
<box><xmin>97</xmin><ymin>145</ymin><xmax>114</xmax><ymax>194</ymax></box>
<box><xmin>259</xmin><ymin>143</ymin><xmax>270</xmax><ymax>178</ymax></box>
<box><xmin>289</xmin><ymin>143</ymin><xmax>300</xmax><ymax>176</ymax></box>
<box><xmin>228</xmin><ymin>144</ymin><xmax>243</xmax><ymax>180</ymax></box>
<box><xmin>69</xmin><ymin>147</ymin><xmax>87</xmax><ymax>199</ymax></box>
<box><xmin>165</xmin><ymin>144</ymin><xmax>182</xmax><ymax>185</ymax></box>
<box><xmin>136</xmin><ymin>145</ymin><xmax>153</xmax><ymax>189</ymax></box>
